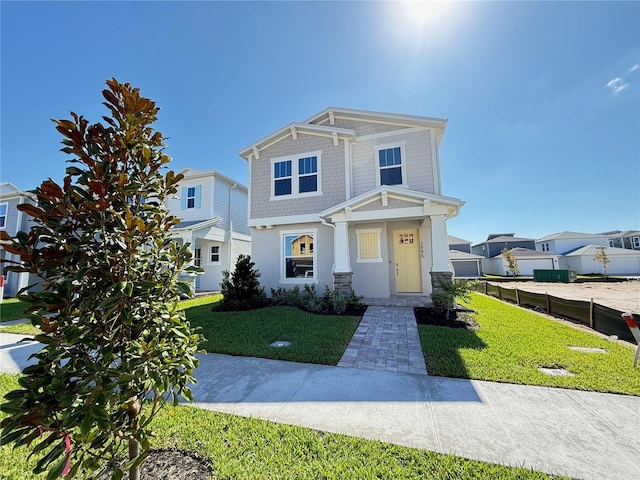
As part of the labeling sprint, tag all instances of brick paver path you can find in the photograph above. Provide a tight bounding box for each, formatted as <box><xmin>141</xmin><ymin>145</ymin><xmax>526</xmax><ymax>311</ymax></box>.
<box><xmin>337</xmin><ymin>306</ymin><xmax>428</xmax><ymax>375</ymax></box>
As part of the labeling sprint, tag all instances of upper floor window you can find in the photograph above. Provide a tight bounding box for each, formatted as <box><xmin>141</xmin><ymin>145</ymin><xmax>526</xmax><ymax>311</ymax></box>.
<box><xmin>633</xmin><ymin>236</ymin><xmax>640</xmax><ymax>249</ymax></box>
<box><xmin>0</xmin><ymin>203</ymin><xmax>7</xmax><ymax>229</ymax></box>
<box><xmin>375</xmin><ymin>144</ymin><xmax>406</xmax><ymax>186</ymax></box>
<box><xmin>181</xmin><ymin>185</ymin><xmax>201</xmax><ymax>210</ymax></box>
<box><xmin>272</xmin><ymin>152</ymin><xmax>321</xmax><ymax>199</ymax></box>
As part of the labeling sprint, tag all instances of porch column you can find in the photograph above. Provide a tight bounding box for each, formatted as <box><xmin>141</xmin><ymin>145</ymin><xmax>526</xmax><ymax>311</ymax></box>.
<box><xmin>430</xmin><ymin>215</ymin><xmax>453</xmax><ymax>295</ymax></box>
<box><xmin>332</xmin><ymin>221</ymin><xmax>353</xmax><ymax>296</ymax></box>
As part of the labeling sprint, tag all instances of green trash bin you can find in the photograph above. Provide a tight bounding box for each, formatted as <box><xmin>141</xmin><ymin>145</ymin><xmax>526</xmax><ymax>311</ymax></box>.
<box><xmin>533</xmin><ymin>269</ymin><xmax>576</xmax><ymax>283</ymax></box>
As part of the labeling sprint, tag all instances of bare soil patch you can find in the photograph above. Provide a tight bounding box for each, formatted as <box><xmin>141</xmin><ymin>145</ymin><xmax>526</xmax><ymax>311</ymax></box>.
<box><xmin>491</xmin><ymin>281</ymin><xmax>640</xmax><ymax>314</ymax></box>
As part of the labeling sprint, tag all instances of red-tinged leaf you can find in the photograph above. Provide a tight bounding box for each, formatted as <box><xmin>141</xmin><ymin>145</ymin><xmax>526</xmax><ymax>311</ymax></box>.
<box><xmin>17</xmin><ymin>203</ymin><xmax>45</xmax><ymax>220</ymax></box>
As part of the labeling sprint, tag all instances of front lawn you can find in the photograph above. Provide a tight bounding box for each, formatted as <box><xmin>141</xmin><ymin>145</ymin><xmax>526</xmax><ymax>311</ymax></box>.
<box><xmin>0</xmin><ymin>298</ymin><xmax>30</xmax><ymax>323</ymax></box>
<box><xmin>419</xmin><ymin>293</ymin><xmax>640</xmax><ymax>395</ymax></box>
<box><xmin>0</xmin><ymin>373</ymin><xmax>567</xmax><ymax>480</ymax></box>
<box><xmin>185</xmin><ymin>297</ymin><xmax>360</xmax><ymax>365</ymax></box>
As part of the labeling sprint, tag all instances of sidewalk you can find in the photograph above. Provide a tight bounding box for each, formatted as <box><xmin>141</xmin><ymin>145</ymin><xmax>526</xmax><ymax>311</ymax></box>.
<box><xmin>2</xmin><ymin>329</ymin><xmax>639</xmax><ymax>479</ymax></box>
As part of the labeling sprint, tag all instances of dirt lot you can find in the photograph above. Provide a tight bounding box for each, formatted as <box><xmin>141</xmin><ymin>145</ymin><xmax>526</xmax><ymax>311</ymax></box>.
<box><xmin>490</xmin><ymin>281</ymin><xmax>640</xmax><ymax>314</ymax></box>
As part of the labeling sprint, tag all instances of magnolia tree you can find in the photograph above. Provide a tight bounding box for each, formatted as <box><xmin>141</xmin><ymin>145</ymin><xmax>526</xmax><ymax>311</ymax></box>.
<box><xmin>0</xmin><ymin>79</ymin><xmax>202</xmax><ymax>479</ymax></box>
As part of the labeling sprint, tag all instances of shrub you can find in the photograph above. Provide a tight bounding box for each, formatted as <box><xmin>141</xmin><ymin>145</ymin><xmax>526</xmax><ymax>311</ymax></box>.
<box><xmin>432</xmin><ymin>279</ymin><xmax>476</xmax><ymax>312</ymax></box>
<box><xmin>269</xmin><ymin>285</ymin><xmax>364</xmax><ymax>316</ymax></box>
<box><xmin>217</xmin><ymin>254</ymin><xmax>267</xmax><ymax>311</ymax></box>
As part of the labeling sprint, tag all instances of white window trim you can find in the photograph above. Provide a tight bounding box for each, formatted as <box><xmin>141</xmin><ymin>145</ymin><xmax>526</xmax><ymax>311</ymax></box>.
<box><xmin>0</xmin><ymin>202</ymin><xmax>7</xmax><ymax>230</ymax></box>
<box><xmin>633</xmin><ymin>236</ymin><xmax>640</xmax><ymax>248</ymax></box>
<box><xmin>270</xmin><ymin>150</ymin><xmax>323</xmax><ymax>201</ymax></box>
<box><xmin>280</xmin><ymin>228</ymin><xmax>318</xmax><ymax>284</ymax></box>
<box><xmin>208</xmin><ymin>244</ymin><xmax>221</xmax><ymax>265</ymax></box>
<box><xmin>356</xmin><ymin>228</ymin><xmax>383</xmax><ymax>263</ymax></box>
<box><xmin>374</xmin><ymin>142</ymin><xmax>407</xmax><ymax>188</ymax></box>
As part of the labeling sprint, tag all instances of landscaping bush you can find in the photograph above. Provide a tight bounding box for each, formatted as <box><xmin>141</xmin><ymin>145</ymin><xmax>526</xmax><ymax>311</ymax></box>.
<box><xmin>217</xmin><ymin>254</ymin><xmax>267</xmax><ymax>311</ymax></box>
<box><xmin>269</xmin><ymin>285</ymin><xmax>365</xmax><ymax>316</ymax></box>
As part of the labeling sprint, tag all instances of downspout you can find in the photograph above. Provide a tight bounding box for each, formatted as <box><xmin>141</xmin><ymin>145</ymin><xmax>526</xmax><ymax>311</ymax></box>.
<box><xmin>320</xmin><ymin>216</ymin><xmax>336</xmax><ymax>275</ymax></box>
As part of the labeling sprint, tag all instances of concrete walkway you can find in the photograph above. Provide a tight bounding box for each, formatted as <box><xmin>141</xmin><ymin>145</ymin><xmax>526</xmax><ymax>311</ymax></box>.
<box><xmin>2</xmin><ymin>321</ymin><xmax>640</xmax><ymax>479</ymax></box>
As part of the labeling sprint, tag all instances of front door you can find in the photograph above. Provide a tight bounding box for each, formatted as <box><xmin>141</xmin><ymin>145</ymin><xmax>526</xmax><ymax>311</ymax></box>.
<box><xmin>394</xmin><ymin>229</ymin><xmax>422</xmax><ymax>293</ymax></box>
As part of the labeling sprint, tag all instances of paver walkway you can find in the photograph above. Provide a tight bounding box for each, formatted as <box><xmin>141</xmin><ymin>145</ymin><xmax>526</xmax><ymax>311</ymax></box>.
<box><xmin>337</xmin><ymin>305</ymin><xmax>428</xmax><ymax>375</ymax></box>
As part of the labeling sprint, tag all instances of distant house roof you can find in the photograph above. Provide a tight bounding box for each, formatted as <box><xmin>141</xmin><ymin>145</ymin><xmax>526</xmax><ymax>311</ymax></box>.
<box><xmin>448</xmin><ymin>235</ymin><xmax>471</xmax><ymax>245</ymax></box>
<box><xmin>564</xmin><ymin>244</ymin><xmax>640</xmax><ymax>257</ymax></box>
<box><xmin>536</xmin><ymin>231</ymin><xmax>608</xmax><ymax>242</ymax></box>
<box><xmin>172</xmin><ymin>218</ymin><xmax>222</xmax><ymax>231</ymax></box>
<box><xmin>600</xmin><ymin>230</ymin><xmax>640</xmax><ymax>238</ymax></box>
<box><xmin>449</xmin><ymin>250</ymin><xmax>484</xmax><ymax>260</ymax></box>
<box><xmin>486</xmin><ymin>233</ymin><xmax>515</xmax><ymax>240</ymax></box>
<box><xmin>495</xmin><ymin>247</ymin><xmax>557</xmax><ymax>259</ymax></box>
<box><xmin>176</xmin><ymin>168</ymin><xmax>248</xmax><ymax>192</ymax></box>
<box><xmin>473</xmin><ymin>235</ymin><xmax>534</xmax><ymax>246</ymax></box>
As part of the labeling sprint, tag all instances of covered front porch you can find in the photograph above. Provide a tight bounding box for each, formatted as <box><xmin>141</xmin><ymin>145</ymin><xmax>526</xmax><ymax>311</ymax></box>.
<box><xmin>319</xmin><ymin>186</ymin><xmax>464</xmax><ymax>300</ymax></box>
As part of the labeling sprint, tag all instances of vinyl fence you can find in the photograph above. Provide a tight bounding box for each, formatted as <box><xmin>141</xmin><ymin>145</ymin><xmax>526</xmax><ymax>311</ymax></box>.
<box><xmin>472</xmin><ymin>281</ymin><xmax>638</xmax><ymax>343</ymax></box>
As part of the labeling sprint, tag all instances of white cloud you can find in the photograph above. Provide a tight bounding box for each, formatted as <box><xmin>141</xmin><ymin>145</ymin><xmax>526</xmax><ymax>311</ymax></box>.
<box><xmin>606</xmin><ymin>77</ymin><xmax>629</xmax><ymax>94</ymax></box>
<box><xmin>630</xmin><ymin>64</ymin><xmax>640</xmax><ymax>73</ymax></box>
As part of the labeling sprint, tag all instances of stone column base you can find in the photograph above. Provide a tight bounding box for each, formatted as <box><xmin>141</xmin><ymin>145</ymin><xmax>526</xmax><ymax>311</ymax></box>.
<box><xmin>430</xmin><ymin>271</ymin><xmax>453</xmax><ymax>299</ymax></box>
<box><xmin>333</xmin><ymin>272</ymin><xmax>353</xmax><ymax>297</ymax></box>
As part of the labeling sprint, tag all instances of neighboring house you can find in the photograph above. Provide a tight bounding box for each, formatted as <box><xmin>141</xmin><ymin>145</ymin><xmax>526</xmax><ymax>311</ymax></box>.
<box><xmin>448</xmin><ymin>234</ymin><xmax>472</xmax><ymax>253</ymax></box>
<box><xmin>0</xmin><ymin>182</ymin><xmax>38</xmax><ymax>297</ymax></box>
<box><xmin>166</xmin><ymin>168</ymin><xmax>251</xmax><ymax>292</ymax></box>
<box><xmin>471</xmin><ymin>233</ymin><xmax>536</xmax><ymax>258</ymax></box>
<box><xmin>561</xmin><ymin>245</ymin><xmax>640</xmax><ymax>276</ymax></box>
<box><xmin>483</xmin><ymin>247</ymin><xmax>560</xmax><ymax>277</ymax></box>
<box><xmin>450</xmin><ymin>250</ymin><xmax>484</xmax><ymax>277</ymax></box>
<box><xmin>238</xmin><ymin>107</ymin><xmax>464</xmax><ymax>300</ymax></box>
<box><xmin>536</xmin><ymin>231</ymin><xmax>609</xmax><ymax>255</ymax></box>
<box><xmin>601</xmin><ymin>230</ymin><xmax>640</xmax><ymax>251</ymax></box>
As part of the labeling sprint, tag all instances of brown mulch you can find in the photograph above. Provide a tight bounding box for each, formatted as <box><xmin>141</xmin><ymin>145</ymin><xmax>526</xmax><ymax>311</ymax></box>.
<box><xmin>96</xmin><ymin>449</ymin><xmax>213</xmax><ymax>480</ymax></box>
<box><xmin>414</xmin><ymin>307</ymin><xmax>479</xmax><ymax>330</ymax></box>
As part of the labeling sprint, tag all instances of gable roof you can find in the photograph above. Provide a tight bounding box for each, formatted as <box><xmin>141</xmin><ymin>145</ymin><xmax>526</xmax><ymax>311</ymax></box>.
<box><xmin>305</xmin><ymin>107</ymin><xmax>447</xmax><ymax>129</ymax></box>
<box><xmin>474</xmin><ymin>235</ymin><xmax>534</xmax><ymax>246</ymax></box>
<box><xmin>238</xmin><ymin>122</ymin><xmax>356</xmax><ymax>160</ymax></box>
<box><xmin>319</xmin><ymin>185</ymin><xmax>464</xmax><ymax>220</ymax></box>
<box><xmin>176</xmin><ymin>168</ymin><xmax>248</xmax><ymax>191</ymax></box>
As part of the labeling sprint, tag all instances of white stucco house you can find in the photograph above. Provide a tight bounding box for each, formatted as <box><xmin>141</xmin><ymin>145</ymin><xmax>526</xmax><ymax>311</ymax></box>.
<box><xmin>561</xmin><ymin>245</ymin><xmax>640</xmax><ymax>276</ymax></box>
<box><xmin>166</xmin><ymin>168</ymin><xmax>251</xmax><ymax>292</ymax></box>
<box><xmin>483</xmin><ymin>247</ymin><xmax>560</xmax><ymax>277</ymax></box>
<box><xmin>238</xmin><ymin>107</ymin><xmax>464</xmax><ymax>302</ymax></box>
<box><xmin>536</xmin><ymin>231</ymin><xmax>610</xmax><ymax>255</ymax></box>
<box><xmin>0</xmin><ymin>182</ymin><xmax>38</xmax><ymax>297</ymax></box>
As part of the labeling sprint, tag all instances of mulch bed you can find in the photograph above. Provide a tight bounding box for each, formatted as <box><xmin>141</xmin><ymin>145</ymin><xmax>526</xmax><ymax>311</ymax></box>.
<box><xmin>96</xmin><ymin>449</ymin><xmax>213</xmax><ymax>480</ymax></box>
<box><xmin>414</xmin><ymin>307</ymin><xmax>479</xmax><ymax>330</ymax></box>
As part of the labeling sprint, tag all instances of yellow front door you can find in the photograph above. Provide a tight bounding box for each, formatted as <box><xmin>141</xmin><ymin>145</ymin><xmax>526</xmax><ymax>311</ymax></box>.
<box><xmin>394</xmin><ymin>229</ymin><xmax>422</xmax><ymax>293</ymax></box>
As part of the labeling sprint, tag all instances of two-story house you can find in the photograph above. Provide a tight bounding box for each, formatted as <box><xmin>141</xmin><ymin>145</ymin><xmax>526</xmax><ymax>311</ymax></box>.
<box><xmin>471</xmin><ymin>233</ymin><xmax>536</xmax><ymax>258</ymax></box>
<box><xmin>0</xmin><ymin>182</ymin><xmax>38</xmax><ymax>298</ymax></box>
<box><xmin>238</xmin><ymin>107</ymin><xmax>464</xmax><ymax>301</ymax></box>
<box><xmin>601</xmin><ymin>230</ymin><xmax>640</xmax><ymax>251</ymax></box>
<box><xmin>166</xmin><ymin>168</ymin><xmax>250</xmax><ymax>292</ymax></box>
<box><xmin>535</xmin><ymin>231</ymin><xmax>610</xmax><ymax>255</ymax></box>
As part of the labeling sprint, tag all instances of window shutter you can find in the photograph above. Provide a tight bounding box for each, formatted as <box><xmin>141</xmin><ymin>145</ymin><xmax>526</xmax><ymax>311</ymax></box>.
<box><xmin>195</xmin><ymin>185</ymin><xmax>202</xmax><ymax>209</ymax></box>
<box><xmin>181</xmin><ymin>187</ymin><xmax>187</xmax><ymax>210</ymax></box>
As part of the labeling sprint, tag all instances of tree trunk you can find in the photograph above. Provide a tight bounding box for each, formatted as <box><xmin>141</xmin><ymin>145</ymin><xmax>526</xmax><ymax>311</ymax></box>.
<box><xmin>127</xmin><ymin>397</ymin><xmax>141</xmax><ymax>480</ymax></box>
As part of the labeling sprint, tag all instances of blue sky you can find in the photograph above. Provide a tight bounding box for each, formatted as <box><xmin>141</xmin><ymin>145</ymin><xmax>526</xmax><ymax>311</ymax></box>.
<box><xmin>1</xmin><ymin>1</ymin><xmax>639</xmax><ymax>244</ymax></box>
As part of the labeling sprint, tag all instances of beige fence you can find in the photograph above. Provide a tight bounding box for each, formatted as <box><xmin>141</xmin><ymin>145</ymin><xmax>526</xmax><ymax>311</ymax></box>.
<box><xmin>472</xmin><ymin>281</ymin><xmax>637</xmax><ymax>343</ymax></box>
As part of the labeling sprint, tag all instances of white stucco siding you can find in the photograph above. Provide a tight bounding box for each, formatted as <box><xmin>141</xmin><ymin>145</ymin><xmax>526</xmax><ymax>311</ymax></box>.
<box><xmin>349</xmin><ymin>222</ymin><xmax>390</xmax><ymax>298</ymax></box>
<box><xmin>552</xmin><ymin>238</ymin><xmax>609</xmax><ymax>254</ymax></box>
<box><xmin>351</xmin><ymin>129</ymin><xmax>436</xmax><ymax>198</ymax></box>
<box><xmin>250</xmin><ymin>223</ymin><xmax>334</xmax><ymax>295</ymax></box>
<box><xmin>249</xmin><ymin>135</ymin><xmax>347</xmax><ymax>220</ymax></box>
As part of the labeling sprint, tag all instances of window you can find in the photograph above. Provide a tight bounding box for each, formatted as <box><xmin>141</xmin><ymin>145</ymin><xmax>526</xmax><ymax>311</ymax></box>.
<box><xmin>633</xmin><ymin>236</ymin><xmax>640</xmax><ymax>249</ymax></box>
<box><xmin>609</xmin><ymin>240</ymin><xmax>615</xmax><ymax>247</ymax></box>
<box><xmin>181</xmin><ymin>185</ymin><xmax>201</xmax><ymax>209</ymax></box>
<box><xmin>282</xmin><ymin>231</ymin><xmax>316</xmax><ymax>282</ymax></box>
<box><xmin>375</xmin><ymin>144</ymin><xmax>406</xmax><ymax>186</ymax></box>
<box><xmin>0</xmin><ymin>203</ymin><xmax>7</xmax><ymax>229</ymax></box>
<box><xmin>210</xmin><ymin>245</ymin><xmax>220</xmax><ymax>263</ymax></box>
<box><xmin>274</xmin><ymin>160</ymin><xmax>292</xmax><ymax>196</ymax></box>
<box><xmin>271</xmin><ymin>152</ymin><xmax>321</xmax><ymax>199</ymax></box>
<box><xmin>194</xmin><ymin>246</ymin><xmax>202</xmax><ymax>267</ymax></box>
<box><xmin>357</xmin><ymin>228</ymin><xmax>382</xmax><ymax>263</ymax></box>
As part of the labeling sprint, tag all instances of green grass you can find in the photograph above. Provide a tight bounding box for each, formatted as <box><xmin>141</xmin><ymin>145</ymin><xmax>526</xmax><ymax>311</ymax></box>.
<box><xmin>186</xmin><ymin>300</ymin><xmax>360</xmax><ymax>365</ymax></box>
<box><xmin>419</xmin><ymin>293</ymin><xmax>640</xmax><ymax>395</ymax></box>
<box><xmin>0</xmin><ymin>298</ymin><xmax>31</xmax><ymax>323</ymax></box>
<box><xmin>0</xmin><ymin>373</ymin><xmax>567</xmax><ymax>480</ymax></box>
